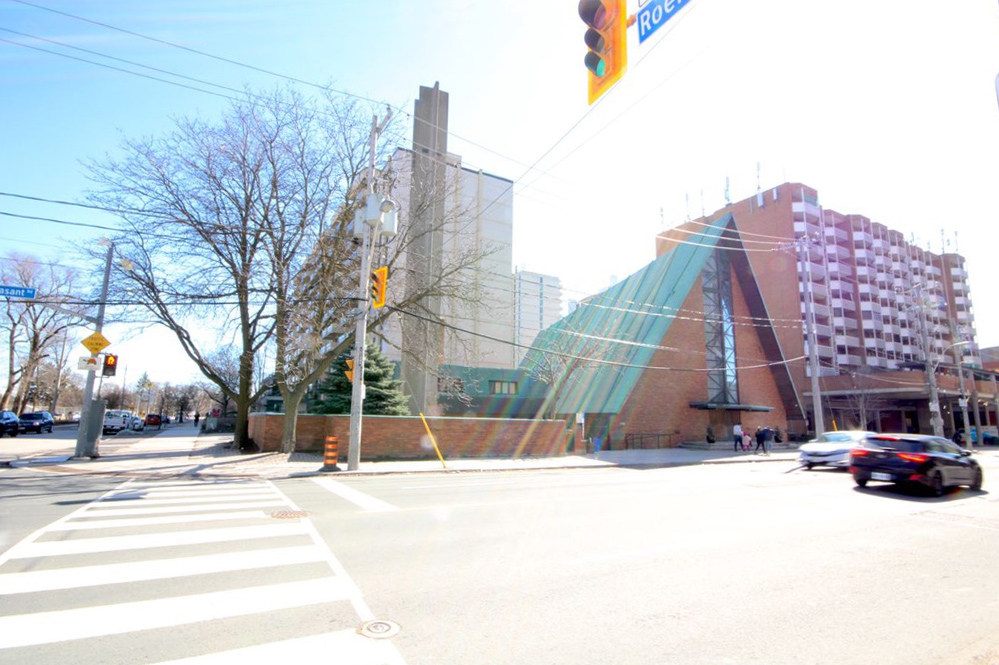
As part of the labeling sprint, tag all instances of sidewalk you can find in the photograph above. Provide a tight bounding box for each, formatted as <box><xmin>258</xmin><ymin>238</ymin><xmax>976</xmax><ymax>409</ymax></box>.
<box><xmin>3</xmin><ymin>427</ymin><xmax>806</xmax><ymax>479</ymax></box>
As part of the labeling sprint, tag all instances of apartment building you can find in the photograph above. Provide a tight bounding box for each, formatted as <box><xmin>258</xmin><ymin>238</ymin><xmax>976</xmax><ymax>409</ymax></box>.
<box><xmin>670</xmin><ymin>182</ymin><xmax>990</xmax><ymax>435</ymax></box>
<box><xmin>513</xmin><ymin>269</ymin><xmax>563</xmax><ymax>365</ymax></box>
<box><xmin>522</xmin><ymin>183</ymin><xmax>995</xmax><ymax>448</ymax></box>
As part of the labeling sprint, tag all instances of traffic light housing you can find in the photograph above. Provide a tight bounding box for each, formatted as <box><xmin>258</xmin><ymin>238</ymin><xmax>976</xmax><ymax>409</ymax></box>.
<box><xmin>371</xmin><ymin>266</ymin><xmax>388</xmax><ymax>309</ymax></box>
<box><xmin>345</xmin><ymin>359</ymin><xmax>354</xmax><ymax>382</ymax></box>
<box><xmin>102</xmin><ymin>353</ymin><xmax>118</xmax><ymax>377</ymax></box>
<box><xmin>578</xmin><ymin>0</ymin><xmax>628</xmax><ymax>105</ymax></box>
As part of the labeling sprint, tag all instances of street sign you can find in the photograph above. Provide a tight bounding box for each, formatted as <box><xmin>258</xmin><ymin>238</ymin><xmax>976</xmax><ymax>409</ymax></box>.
<box><xmin>81</xmin><ymin>331</ymin><xmax>111</xmax><ymax>354</ymax></box>
<box><xmin>636</xmin><ymin>0</ymin><xmax>692</xmax><ymax>44</ymax></box>
<box><xmin>0</xmin><ymin>285</ymin><xmax>36</xmax><ymax>299</ymax></box>
<box><xmin>78</xmin><ymin>356</ymin><xmax>99</xmax><ymax>371</ymax></box>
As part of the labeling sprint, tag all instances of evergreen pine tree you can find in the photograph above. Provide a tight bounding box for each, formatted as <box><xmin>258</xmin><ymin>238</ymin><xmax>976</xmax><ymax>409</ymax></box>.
<box><xmin>310</xmin><ymin>344</ymin><xmax>410</xmax><ymax>416</ymax></box>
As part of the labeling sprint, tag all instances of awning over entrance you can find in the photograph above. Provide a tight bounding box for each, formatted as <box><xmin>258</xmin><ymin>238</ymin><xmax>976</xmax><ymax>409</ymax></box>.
<box><xmin>688</xmin><ymin>402</ymin><xmax>775</xmax><ymax>412</ymax></box>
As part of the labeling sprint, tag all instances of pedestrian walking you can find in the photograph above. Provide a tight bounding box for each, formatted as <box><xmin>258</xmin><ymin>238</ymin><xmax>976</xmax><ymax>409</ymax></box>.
<box><xmin>743</xmin><ymin>431</ymin><xmax>752</xmax><ymax>451</ymax></box>
<box><xmin>733</xmin><ymin>423</ymin><xmax>744</xmax><ymax>452</ymax></box>
<box><xmin>763</xmin><ymin>426</ymin><xmax>774</xmax><ymax>455</ymax></box>
<box><xmin>194</xmin><ymin>411</ymin><xmax>200</xmax><ymax>427</ymax></box>
<box><xmin>755</xmin><ymin>426</ymin><xmax>766</xmax><ymax>454</ymax></box>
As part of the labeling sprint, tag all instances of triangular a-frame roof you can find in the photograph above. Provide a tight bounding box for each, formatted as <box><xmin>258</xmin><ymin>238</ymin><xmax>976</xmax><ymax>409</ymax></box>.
<box><xmin>522</xmin><ymin>213</ymin><xmax>804</xmax><ymax>419</ymax></box>
<box><xmin>522</xmin><ymin>215</ymin><xmax>731</xmax><ymax>415</ymax></box>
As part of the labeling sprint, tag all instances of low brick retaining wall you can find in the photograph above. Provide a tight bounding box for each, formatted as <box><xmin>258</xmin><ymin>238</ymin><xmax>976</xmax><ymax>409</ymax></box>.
<box><xmin>248</xmin><ymin>413</ymin><xmax>573</xmax><ymax>460</ymax></box>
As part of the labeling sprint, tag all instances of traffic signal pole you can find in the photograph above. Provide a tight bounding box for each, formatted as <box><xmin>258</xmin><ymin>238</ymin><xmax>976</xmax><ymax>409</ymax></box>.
<box><xmin>347</xmin><ymin>112</ymin><xmax>392</xmax><ymax>471</ymax></box>
<box><xmin>74</xmin><ymin>242</ymin><xmax>114</xmax><ymax>459</ymax></box>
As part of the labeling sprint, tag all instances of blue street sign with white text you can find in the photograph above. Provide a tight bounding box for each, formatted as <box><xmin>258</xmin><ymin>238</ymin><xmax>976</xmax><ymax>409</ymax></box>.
<box><xmin>0</xmin><ymin>285</ymin><xmax>36</xmax><ymax>299</ymax></box>
<box><xmin>637</xmin><ymin>0</ymin><xmax>692</xmax><ymax>43</ymax></box>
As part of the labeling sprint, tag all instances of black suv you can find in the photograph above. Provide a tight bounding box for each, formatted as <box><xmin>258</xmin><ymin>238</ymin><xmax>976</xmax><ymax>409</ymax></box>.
<box><xmin>18</xmin><ymin>411</ymin><xmax>54</xmax><ymax>434</ymax></box>
<box><xmin>0</xmin><ymin>410</ymin><xmax>19</xmax><ymax>437</ymax></box>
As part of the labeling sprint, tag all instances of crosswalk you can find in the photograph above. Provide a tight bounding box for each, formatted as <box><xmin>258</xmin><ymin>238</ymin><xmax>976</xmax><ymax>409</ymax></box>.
<box><xmin>0</xmin><ymin>477</ymin><xmax>406</xmax><ymax>665</ymax></box>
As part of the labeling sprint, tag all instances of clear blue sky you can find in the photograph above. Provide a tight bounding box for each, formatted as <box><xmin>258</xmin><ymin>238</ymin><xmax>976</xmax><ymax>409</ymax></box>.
<box><xmin>2</xmin><ymin>0</ymin><xmax>998</xmax><ymax>387</ymax></box>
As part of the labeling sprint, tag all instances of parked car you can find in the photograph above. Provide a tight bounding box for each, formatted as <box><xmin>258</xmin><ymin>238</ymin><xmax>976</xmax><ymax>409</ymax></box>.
<box><xmin>0</xmin><ymin>410</ymin><xmax>19</xmax><ymax>437</ymax></box>
<box><xmin>130</xmin><ymin>415</ymin><xmax>145</xmax><ymax>431</ymax></box>
<box><xmin>799</xmin><ymin>430</ymin><xmax>875</xmax><ymax>469</ymax></box>
<box><xmin>144</xmin><ymin>413</ymin><xmax>162</xmax><ymax>429</ymax></box>
<box><xmin>850</xmin><ymin>433</ymin><xmax>983</xmax><ymax>496</ymax></box>
<box><xmin>103</xmin><ymin>409</ymin><xmax>133</xmax><ymax>435</ymax></box>
<box><xmin>18</xmin><ymin>411</ymin><xmax>55</xmax><ymax>434</ymax></box>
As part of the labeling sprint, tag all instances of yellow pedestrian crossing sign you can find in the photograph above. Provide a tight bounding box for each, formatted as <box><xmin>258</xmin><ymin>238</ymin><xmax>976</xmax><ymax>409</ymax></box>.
<box><xmin>81</xmin><ymin>331</ymin><xmax>111</xmax><ymax>355</ymax></box>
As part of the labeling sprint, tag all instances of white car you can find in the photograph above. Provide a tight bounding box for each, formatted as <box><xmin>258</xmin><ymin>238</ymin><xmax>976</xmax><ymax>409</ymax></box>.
<box><xmin>130</xmin><ymin>416</ymin><xmax>145</xmax><ymax>431</ymax></box>
<box><xmin>799</xmin><ymin>430</ymin><xmax>876</xmax><ymax>469</ymax></box>
<box><xmin>103</xmin><ymin>409</ymin><xmax>133</xmax><ymax>435</ymax></box>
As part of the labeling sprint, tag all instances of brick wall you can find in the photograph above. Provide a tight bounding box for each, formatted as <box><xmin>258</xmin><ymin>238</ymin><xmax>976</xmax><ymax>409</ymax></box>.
<box><xmin>248</xmin><ymin>413</ymin><xmax>572</xmax><ymax>460</ymax></box>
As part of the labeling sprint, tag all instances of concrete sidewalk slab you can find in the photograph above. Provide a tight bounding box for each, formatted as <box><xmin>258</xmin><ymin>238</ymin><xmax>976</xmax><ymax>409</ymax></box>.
<box><xmin>4</xmin><ymin>428</ymin><xmax>805</xmax><ymax>479</ymax></box>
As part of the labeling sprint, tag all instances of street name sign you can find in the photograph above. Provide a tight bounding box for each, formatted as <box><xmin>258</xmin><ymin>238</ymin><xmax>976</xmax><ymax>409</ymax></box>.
<box><xmin>81</xmin><ymin>331</ymin><xmax>111</xmax><ymax>354</ymax></box>
<box><xmin>637</xmin><ymin>0</ymin><xmax>692</xmax><ymax>43</ymax></box>
<box><xmin>0</xmin><ymin>285</ymin><xmax>36</xmax><ymax>299</ymax></box>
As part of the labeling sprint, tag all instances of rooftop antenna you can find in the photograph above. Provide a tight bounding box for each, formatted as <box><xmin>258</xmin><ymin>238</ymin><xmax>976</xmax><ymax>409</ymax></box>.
<box><xmin>953</xmin><ymin>230</ymin><xmax>960</xmax><ymax>253</ymax></box>
<box><xmin>660</xmin><ymin>206</ymin><xmax>666</xmax><ymax>228</ymax></box>
<box><xmin>724</xmin><ymin>176</ymin><xmax>731</xmax><ymax>206</ymax></box>
<box><xmin>756</xmin><ymin>162</ymin><xmax>764</xmax><ymax>208</ymax></box>
<box><xmin>700</xmin><ymin>189</ymin><xmax>705</xmax><ymax>217</ymax></box>
<box><xmin>685</xmin><ymin>193</ymin><xmax>691</xmax><ymax>221</ymax></box>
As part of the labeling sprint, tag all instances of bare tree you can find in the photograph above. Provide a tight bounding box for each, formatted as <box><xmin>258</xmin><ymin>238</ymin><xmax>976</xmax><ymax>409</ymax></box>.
<box><xmin>86</xmin><ymin>85</ymin><xmax>501</xmax><ymax>453</ymax></box>
<box><xmin>84</xmin><ymin>86</ymin><xmax>359</xmax><ymax>449</ymax></box>
<box><xmin>0</xmin><ymin>254</ymin><xmax>81</xmax><ymax>411</ymax></box>
<box><xmin>831</xmin><ymin>368</ymin><xmax>890</xmax><ymax>431</ymax></box>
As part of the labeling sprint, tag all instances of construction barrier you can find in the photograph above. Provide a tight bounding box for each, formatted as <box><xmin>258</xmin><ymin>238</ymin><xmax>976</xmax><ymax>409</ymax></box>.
<box><xmin>320</xmin><ymin>436</ymin><xmax>340</xmax><ymax>472</ymax></box>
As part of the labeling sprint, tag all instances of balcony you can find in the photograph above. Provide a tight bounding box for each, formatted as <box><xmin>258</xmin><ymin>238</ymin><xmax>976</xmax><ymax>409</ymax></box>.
<box><xmin>831</xmin><ymin>298</ymin><xmax>857</xmax><ymax>313</ymax></box>
<box><xmin>951</xmin><ymin>267</ymin><xmax>969</xmax><ymax>280</ymax></box>
<box><xmin>834</xmin><ymin>317</ymin><xmax>859</xmax><ymax>331</ymax></box>
<box><xmin>856</xmin><ymin>265</ymin><xmax>876</xmax><ymax>279</ymax></box>
<box><xmin>826</xmin><ymin>244</ymin><xmax>851</xmax><ymax>261</ymax></box>
<box><xmin>806</xmin><ymin>281</ymin><xmax>829</xmax><ymax>301</ymax></box>
<box><xmin>852</xmin><ymin>230</ymin><xmax>874</xmax><ymax>245</ymax></box>
<box><xmin>835</xmin><ymin>333</ymin><xmax>861</xmax><ymax>347</ymax></box>
<box><xmin>860</xmin><ymin>301</ymin><xmax>883</xmax><ymax>314</ymax></box>
<box><xmin>825</xmin><ymin>226</ymin><xmax>849</xmax><ymax>243</ymax></box>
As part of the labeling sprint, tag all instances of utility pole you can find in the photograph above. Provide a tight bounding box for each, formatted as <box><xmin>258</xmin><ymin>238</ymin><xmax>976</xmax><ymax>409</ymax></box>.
<box><xmin>797</xmin><ymin>235</ymin><xmax>825</xmax><ymax>436</ymax></box>
<box><xmin>347</xmin><ymin>111</ymin><xmax>396</xmax><ymax>471</ymax></box>
<box><xmin>74</xmin><ymin>241</ymin><xmax>114</xmax><ymax>459</ymax></box>
<box><xmin>917</xmin><ymin>301</ymin><xmax>944</xmax><ymax>437</ymax></box>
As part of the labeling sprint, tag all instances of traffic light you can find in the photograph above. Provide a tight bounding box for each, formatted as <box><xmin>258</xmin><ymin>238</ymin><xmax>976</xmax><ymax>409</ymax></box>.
<box><xmin>371</xmin><ymin>266</ymin><xmax>388</xmax><ymax>309</ymax></box>
<box><xmin>345</xmin><ymin>359</ymin><xmax>354</xmax><ymax>382</ymax></box>
<box><xmin>102</xmin><ymin>353</ymin><xmax>118</xmax><ymax>377</ymax></box>
<box><xmin>578</xmin><ymin>0</ymin><xmax>628</xmax><ymax>105</ymax></box>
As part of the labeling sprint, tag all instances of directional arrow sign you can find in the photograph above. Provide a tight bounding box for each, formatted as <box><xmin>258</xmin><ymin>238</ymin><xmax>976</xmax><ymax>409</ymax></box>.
<box><xmin>637</xmin><ymin>0</ymin><xmax>692</xmax><ymax>44</ymax></box>
<box><xmin>0</xmin><ymin>285</ymin><xmax>36</xmax><ymax>299</ymax></box>
<box><xmin>81</xmin><ymin>331</ymin><xmax>111</xmax><ymax>355</ymax></box>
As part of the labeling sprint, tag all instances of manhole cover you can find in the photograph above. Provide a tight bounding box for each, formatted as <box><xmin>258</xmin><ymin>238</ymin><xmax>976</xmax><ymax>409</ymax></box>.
<box><xmin>270</xmin><ymin>510</ymin><xmax>310</xmax><ymax>519</ymax></box>
<box><xmin>358</xmin><ymin>620</ymin><xmax>400</xmax><ymax>639</ymax></box>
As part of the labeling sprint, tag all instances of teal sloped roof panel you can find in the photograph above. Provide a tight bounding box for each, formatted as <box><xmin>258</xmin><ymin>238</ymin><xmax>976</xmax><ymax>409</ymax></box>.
<box><xmin>522</xmin><ymin>216</ymin><xmax>730</xmax><ymax>415</ymax></box>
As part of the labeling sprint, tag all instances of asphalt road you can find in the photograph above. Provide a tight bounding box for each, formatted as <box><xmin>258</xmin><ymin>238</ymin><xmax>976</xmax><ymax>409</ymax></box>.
<box><xmin>2</xmin><ymin>454</ymin><xmax>998</xmax><ymax>664</ymax></box>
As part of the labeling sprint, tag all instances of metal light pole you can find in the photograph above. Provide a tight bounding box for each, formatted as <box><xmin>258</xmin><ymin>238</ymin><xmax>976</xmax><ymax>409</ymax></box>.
<box><xmin>74</xmin><ymin>241</ymin><xmax>114</xmax><ymax>459</ymax></box>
